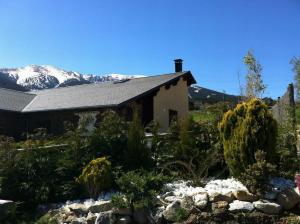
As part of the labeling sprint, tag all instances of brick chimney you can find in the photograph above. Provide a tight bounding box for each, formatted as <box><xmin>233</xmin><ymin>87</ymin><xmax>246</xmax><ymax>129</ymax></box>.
<box><xmin>174</xmin><ymin>59</ymin><xmax>183</xmax><ymax>72</ymax></box>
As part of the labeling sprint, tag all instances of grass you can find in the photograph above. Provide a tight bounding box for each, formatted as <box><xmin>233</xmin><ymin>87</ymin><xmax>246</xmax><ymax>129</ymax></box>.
<box><xmin>189</xmin><ymin>110</ymin><xmax>216</xmax><ymax>123</ymax></box>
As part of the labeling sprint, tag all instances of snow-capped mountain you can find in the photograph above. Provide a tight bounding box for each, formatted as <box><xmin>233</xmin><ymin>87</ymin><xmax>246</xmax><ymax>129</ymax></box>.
<box><xmin>0</xmin><ymin>65</ymin><xmax>144</xmax><ymax>91</ymax></box>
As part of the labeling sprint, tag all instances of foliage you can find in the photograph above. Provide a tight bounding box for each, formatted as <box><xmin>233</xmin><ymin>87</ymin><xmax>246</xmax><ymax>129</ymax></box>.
<box><xmin>276</xmin><ymin>106</ymin><xmax>300</xmax><ymax>179</ymax></box>
<box><xmin>0</xmin><ymin>140</ymin><xmax>84</xmax><ymax>211</ymax></box>
<box><xmin>113</xmin><ymin>170</ymin><xmax>168</xmax><ymax>210</ymax></box>
<box><xmin>173</xmin><ymin>207</ymin><xmax>190</xmax><ymax>223</ymax></box>
<box><xmin>156</xmin><ymin>115</ymin><xmax>226</xmax><ymax>180</ymax></box>
<box><xmin>244</xmin><ymin>50</ymin><xmax>266</xmax><ymax>99</ymax></box>
<box><xmin>219</xmin><ymin>98</ymin><xmax>277</xmax><ymax>177</ymax></box>
<box><xmin>239</xmin><ymin>151</ymin><xmax>276</xmax><ymax>196</ymax></box>
<box><xmin>291</xmin><ymin>56</ymin><xmax>300</xmax><ymax>101</ymax></box>
<box><xmin>125</xmin><ymin>110</ymin><xmax>151</xmax><ymax>170</ymax></box>
<box><xmin>88</xmin><ymin>110</ymin><xmax>128</xmax><ymax>167</ymax></box>
<box><xmin>77</xmin><ymin>157</ymin><xmax>112</xmax><ymax>198</ymax></box>
<box><xmin>296</xmin><ymin>103</ymin><xmax>300</xmax><ymax>125</ymax></box>
<box><xmin>190</xmin><ymin>102</ymin><xmax>234</xmax><ymax>123</ymax></box>
<box><xmin>111</xmin><ymin>193</ymin><xmax>129</xmax><ymax>209</ymax></box>
<box><xmin>36</xmin><ymin>213</ymin><xmax>59</xmax><ymax>224</ymax></box>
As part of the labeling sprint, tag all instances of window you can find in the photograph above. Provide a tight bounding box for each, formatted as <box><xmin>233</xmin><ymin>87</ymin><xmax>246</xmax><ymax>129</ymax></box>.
<box><xmin>169</xmin><ymin>109</ymin><xmax>178</xmax><ymax>125</ymax></box>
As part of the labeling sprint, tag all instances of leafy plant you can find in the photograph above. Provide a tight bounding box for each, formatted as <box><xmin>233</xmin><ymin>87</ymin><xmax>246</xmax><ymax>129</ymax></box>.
<box><xmin>239</xmin><ymin>151</ymin><xmax>276</xmax><ymax>196</ymax></box>
<box><xmin>88</xmin><ymin>110</ymin><xmax>128</xmax><ymax>167</ymax></box>
<box><xmin>114</xmin><ymin>170</ymin><xmax>167</xmax><ymax>210</ymax></box>
<box><xmin>173</xmin><ymin>207</ymin><xmax>190</xmax><ymax>223</ymax></box>
<box><xmin>125</xmin><ymin>110</ymin><xmax>151</xmax><ymax>170</ymax></box>
<box><xmin>157</xmin><ymin>115</ymin><xmax>226</xmax><ymax>180</ymax></box>
<box><xmin>276</xmin><ymin>106</ymin><xmax>300</xmax><ymax>179</ymax></box>
<box><xmin>77</xmin><ymin>157</ymin><xmax>112</xmax><ymax>199</ymax></box>
<box><xmin>219</xmin><ymin>99</ymin><xmax>277</xmax><ymax>177</ymax></box>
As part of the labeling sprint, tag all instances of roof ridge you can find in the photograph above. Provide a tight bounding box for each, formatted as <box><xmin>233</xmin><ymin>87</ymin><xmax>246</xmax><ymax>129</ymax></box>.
<box><xmin>29</xmin><ymin>72</ymin><xmax>188</xmax><ymax>93</ymax></box>
<box><xmin>0</xmin><ymin>87</ymin><xmax>36</xmax><ymax>95</ymax></box>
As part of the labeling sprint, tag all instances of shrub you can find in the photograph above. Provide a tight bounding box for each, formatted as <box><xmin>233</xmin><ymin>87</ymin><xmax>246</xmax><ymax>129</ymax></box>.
<box><xmin>157</xmin><ymin>116</ymin><xmax>225</xmax><ymax>180</ymax></box>
<box><xmin>77</xmin><ymin>157</ymin><xmax>112</xmax><ymax>198</ymax></box>
<box><xmin>219</xmin><ymin>99</ymin><xmax>277</xmax><ymax>177</ymax></box>
<box><xmin>239</xmin><ymin>151</ymin><xmax>276</xmax><ymax>196</ymax></box>
<box><xmin>276</xmin><ymin>106</ymin><xmax>300</xmax><ymax>179</ymax></box>
<box><xmin>125</xmin><ymin>110</ymin><xmax>151</xmax><ymax>170</ymax></box>
<box><xmin>88</xmin><ymin>110</ymin><xmax>128</xmax><ymax>167</ymax></box>
<box><xmin>114</xmin><ymin>170</ymin><xmax>168</xmax><ymax>210</ymax></box>
<box><xmin>173</xmin><ymin>207</ymin><xmax>190</xmax><ymax>223</ymax></box>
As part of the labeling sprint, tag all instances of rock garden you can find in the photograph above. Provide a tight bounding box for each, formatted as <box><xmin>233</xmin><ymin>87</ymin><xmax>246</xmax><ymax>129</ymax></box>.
<box><xmin>0</xmin><ymin>98</ymin><xmax>300</xmax><ymax>223</ymax></box>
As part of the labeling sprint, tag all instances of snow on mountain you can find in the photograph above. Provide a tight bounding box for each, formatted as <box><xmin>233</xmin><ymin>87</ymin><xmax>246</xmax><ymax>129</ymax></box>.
<box><xmin>0</xmin><ymin>65</ymin><xmax>143</xmax><ymax>90</ymax></box>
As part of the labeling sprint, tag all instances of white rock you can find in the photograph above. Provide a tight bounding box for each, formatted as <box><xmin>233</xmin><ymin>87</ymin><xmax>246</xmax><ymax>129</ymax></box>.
<box><xmin>193</xmin><ymin>193</ymin><xmax>208</xmax><ymax>209</ymax></box>
<box><xmin>164</xmin><ymin>181</ymin><xmax>206</xmax><ymax>197</ymax></box>
<box><xmin>95</xmin><ymin>211</ymin><xmax>112</xmax><ymax>224</ymax></box>
<box><xmin>228</xmin><ymin>200</ymin><xmax>254</xmax><ymax>212</ymax></box>
<box><xmin>205</xmin><ymin>178</ymin><xmax>248</xmax><ymax>197</ymax></box>
<box><xmin>253</xmin><ymin>200</ymin><xmax>282</xmax><ymax>214</ymax></box>
<box><xmin>162</xmin><ymin>201</ymin><xmax>181</xmax><ymax>222</ymax></box>
<box><xmin>164</xmin><ymin>196</ymin><xmax>181</xmax><ymax>203</ymax></box>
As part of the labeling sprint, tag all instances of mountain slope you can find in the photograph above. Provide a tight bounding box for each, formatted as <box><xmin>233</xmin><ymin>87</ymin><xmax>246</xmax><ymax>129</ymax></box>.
<box><xmin>0</xmin><ymin>65</ymin><xmax>143</xmax><ymax>91</ymax></box>
<box><xmin>0</xmin><ymin>65</ymin><xmax>240</xmax><ymax>105</ymax></box>
<box><xmin>189</xmin><ymin>85</ymin><xmax>239</xmax><ymax>104</ymax></box>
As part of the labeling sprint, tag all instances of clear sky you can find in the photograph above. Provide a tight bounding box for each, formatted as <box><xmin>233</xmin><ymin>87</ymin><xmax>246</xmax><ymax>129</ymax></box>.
<box><xmin>0</xmin><ymin>0</ymin><xmax>299</xmax><ymax>98</ymax></box>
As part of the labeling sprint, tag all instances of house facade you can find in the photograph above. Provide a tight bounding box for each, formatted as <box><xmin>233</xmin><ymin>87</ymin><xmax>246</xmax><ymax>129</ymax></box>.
<box><xmin>0</xmin><ymin>60</ymin><xmax>195</xmax><ymax>139</ymax></box>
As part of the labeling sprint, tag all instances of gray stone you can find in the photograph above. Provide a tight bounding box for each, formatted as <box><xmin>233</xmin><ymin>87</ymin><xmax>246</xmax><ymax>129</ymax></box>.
<box><xmin>181</xmin><ymin>196</ymin><xmax>194</xmax><ymax>210</ymax></box>
<box><xmin>253</xmin><ymin>200</ymin><xmax>282</xmax><ymax>215</ymax></box>
<box><xmin>228</xmin><ymin>200</ymin><xmax>254</xmax><ymax>212</ymax></box>
<box><xmin>164</xmin><ymin>196</ymin><xmax>180</xmax><ymax>203</ymax></box>
<box><xmin>211</xmin><ymin>201</ymin><xmax>229</xmax><ymax>214</ymax></box>
<box><xmin>69</xmin><ymin>203</ymin><xmax>88</xmax><ymax>215</ymax></box>
<box><xmin>162</xmin><ymin>201</ymin><xmax>181</xmax><ymax>222</ymax></box>
<box><xmin>86</xmin><ymin>212</ymin><xmax>97</xmax><ymax>224</ymax></box>
<box><xmin>233</xmin><ymin>190</ymin><xmax>258</xmax><ymax>202</ymax></box>
<box><xmin>88</xmin><ymin>200</ymin><xmax>112</xmax><ymax>213</ymax></box>
<box><xmin>209</xmin><ymin>192</ymin><xmax>235</xmax><ymax>203</ymax></box>
<box><xmin>96</xmin><ymin>211</ymin><xmax>112</xmax><ymax>224</ymax></box>
<box><xmin>277</xmin><ymin>188</ymin><xmax>300</xmax><ymax>210</ymax></box>
<box><xmin>193</xmin><ymin>193</ymin><xmax>208</xmax><ymax>209</ymax></box>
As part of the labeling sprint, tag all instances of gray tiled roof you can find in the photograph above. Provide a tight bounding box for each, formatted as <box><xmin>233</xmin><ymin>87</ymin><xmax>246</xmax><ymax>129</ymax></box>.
<box><xmin>0</xmin><ymin>72</ymin><xmax>195</xmax><ymax>112</ymax></box>
<box><xmin>0</xmin><ymin>88</ymin><xmax>36</xmax><ymax>112</ymax></box>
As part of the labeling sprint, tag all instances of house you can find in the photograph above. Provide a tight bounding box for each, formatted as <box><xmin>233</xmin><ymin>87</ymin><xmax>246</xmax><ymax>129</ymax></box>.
<box><xmin>0</xmin><ymin>59</ymin><xmax>196</xmax><ymax>139</ymax></box>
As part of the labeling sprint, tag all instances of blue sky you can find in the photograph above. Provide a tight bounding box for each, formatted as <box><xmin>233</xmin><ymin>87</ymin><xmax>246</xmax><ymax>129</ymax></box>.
<box><xmin>0</xmin><ymin>0</ymin><xmax>299</xmax><ymax>98</ymax></box>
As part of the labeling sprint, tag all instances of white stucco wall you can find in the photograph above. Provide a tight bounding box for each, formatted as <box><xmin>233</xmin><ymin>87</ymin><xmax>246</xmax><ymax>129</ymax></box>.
<box><xmin>153</xmin><ymin>77</ymin><xmax>189</xmax><ymax>131</ymax></box>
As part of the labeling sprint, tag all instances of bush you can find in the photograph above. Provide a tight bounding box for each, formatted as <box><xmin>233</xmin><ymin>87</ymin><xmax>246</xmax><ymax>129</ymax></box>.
<box><xmin>239</xmin><ymin>151</ymin><xmax>276</xmax><ymax>196</ymax></box>
<box><xmin>219</xmin><ymin>99</ymin><xmax>277</xmax><ymax>177</ymax></box>
<box><xmin>156</xmin><ymin>116</ymin><xmax>225</xmax><ymax>180</ymax></box>
<box><xmin>125</xmin><ymin>110</ymin><xmax>151</xmax><ymax>170</ymax></box>
<box><xmin>113</xmin><ymin>170</ymin><xmax>168</xmax><ymax>210</ymax></box>
<box><xmin>276</xmin><ymin>106</ymin><xmax>300</xmax><ymax>179</ymax></box>
<box><xmin>77</xmin><ymin>157</ymin><xmax>112</xmax><ymax>198</ymax></box>
<box><xmin>88</xmin><ymin>110</ymin><xmax>128</xmax><ymax>167</ymax></box>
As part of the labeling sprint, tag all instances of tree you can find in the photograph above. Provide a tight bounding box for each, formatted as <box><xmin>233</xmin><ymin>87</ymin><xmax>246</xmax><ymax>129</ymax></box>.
<box><xmin>125</xmin><ymin>110</ymin><xmax>151</xmax><ymax>170</ymax></box>
<box><xmin>291</xmin><ymin>56</ymin><xmax>300</xmax><ymax>101</ymax></box>
<box><xmin>219</xmin><ymin>99</ymin><xmax>277</xmax><ymax>177</ymax></box>
<box><xmin>243</xmin><ymin>50</ymin><xmax>266</xmax><ymax>99</ymax></box>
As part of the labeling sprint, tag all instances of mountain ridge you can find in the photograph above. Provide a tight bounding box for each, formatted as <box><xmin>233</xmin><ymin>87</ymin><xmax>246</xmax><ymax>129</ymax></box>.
<box><xmin>0</xmin><ymin>65</ymin><xmax>240</xmax><ymax>104</ymax></box>
<box><xmin>0</xmin><ymin>65</ymin><xmax>144</xmax><ymax>91</ymax></box>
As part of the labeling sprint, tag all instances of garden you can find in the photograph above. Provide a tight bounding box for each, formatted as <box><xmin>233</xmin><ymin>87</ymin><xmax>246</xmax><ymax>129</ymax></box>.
<box><xmin>1</xmin><ymin>53</ymin><xmax>300</xmax><ymax>224</ymax></box>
